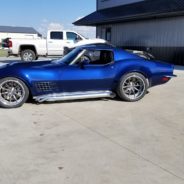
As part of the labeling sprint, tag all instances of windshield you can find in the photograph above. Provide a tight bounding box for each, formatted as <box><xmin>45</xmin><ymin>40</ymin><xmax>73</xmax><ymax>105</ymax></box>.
<box><xmin>79</xmin><ymin>33</ymin><xmax>88</xmax><ymax>40</ymax></box>
<box><xmin>53</xmin><ymin>48</ymin><xmax>82</xmax><ymax>65</ymax></box>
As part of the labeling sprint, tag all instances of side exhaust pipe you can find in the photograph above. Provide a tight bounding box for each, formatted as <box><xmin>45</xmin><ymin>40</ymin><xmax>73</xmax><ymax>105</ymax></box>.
<box><xmin>34</xmin><ymin>91</ymin><xmax>116</xmax><ymax>103</ymax></box>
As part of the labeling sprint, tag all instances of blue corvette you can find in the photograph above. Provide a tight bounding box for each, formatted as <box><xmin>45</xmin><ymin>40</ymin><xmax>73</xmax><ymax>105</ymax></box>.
<box><xmin>0</xmin><ymin>45</ymin><xmax>175</xmax><ymax>108</ymax></box>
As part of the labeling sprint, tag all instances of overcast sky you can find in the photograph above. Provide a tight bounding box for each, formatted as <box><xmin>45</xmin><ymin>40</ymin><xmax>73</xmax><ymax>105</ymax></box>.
<box><xmin>0</xmin><ymin>0</ymin><xmax>96</xmax><ymax>38</ymax></box>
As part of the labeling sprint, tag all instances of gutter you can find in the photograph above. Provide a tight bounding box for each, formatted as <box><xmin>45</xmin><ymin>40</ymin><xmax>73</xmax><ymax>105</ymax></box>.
<box><xmin>74</xmin><ymin>10</ymin><xmax>184</xmax><ymax>26</ymax></box>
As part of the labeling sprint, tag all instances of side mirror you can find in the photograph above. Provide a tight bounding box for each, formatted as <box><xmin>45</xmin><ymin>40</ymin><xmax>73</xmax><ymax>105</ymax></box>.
<box><xmin>75</xmin><ymin>35</ymin><xmax>82</xmax><ymax>42</ymax></box>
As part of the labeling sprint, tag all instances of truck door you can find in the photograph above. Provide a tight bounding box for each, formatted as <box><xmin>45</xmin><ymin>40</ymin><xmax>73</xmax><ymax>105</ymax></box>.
<box><xmin>66</xmin><ymin>31</ymin><xmax>83</xmax><ymax>47</ymax></box>
<box><xmin>47</xmin><ymin>31</ymin><xmax>65</xmax><ymax>56</ymax></box>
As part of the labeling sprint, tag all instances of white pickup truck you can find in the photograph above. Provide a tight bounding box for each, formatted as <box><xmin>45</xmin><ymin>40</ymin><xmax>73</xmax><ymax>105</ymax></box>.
<box><xmin>7</xmin><ymin>30</ymin><xmax>106</xmax><ymax>61</ymax></box>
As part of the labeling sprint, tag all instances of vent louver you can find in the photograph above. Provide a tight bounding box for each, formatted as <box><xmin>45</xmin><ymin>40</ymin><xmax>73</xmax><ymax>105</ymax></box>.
<box><xmin>34</xmin><ymin>82</ymin><xmax>58</xmax><ymax>92</ymax></box>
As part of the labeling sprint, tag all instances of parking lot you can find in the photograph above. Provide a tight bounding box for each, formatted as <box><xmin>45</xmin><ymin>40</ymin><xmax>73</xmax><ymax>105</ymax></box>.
<box><xmin>0</xmin><ymin>58</ymin><xmax>184</xmax><ymax>184</ymax></box>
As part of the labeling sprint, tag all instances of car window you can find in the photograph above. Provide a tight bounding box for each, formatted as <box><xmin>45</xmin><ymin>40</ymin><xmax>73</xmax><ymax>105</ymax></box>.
<box><xmin>82</xmin><ymin>50</ymin><xmax>114</xmax><ymax>65</ymax></box>
<box><xmin>50</xmin><ymin>31</ymin><xmax>63</xmax><ymax>40</ymax></box>
<box><xmin>53</xmin><ymin>48</ymin><xmax>82</xmax><ymax>65</ymax></box>
<box><xmin>67</xmin><ymin>32</ymin><xmax>82</xmax><ymax>41</ymax></box>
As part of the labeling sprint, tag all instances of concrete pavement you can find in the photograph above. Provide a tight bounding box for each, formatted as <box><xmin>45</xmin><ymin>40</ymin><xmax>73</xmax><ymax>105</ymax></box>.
<box><xmin>0</xmin><ymin>58</ymin><xmax>184</xmax><ymax>184</ymax></box>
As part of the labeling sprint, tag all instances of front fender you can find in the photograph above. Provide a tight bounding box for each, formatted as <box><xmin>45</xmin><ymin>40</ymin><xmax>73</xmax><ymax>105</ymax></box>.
<box><xmin>0</xmin><ymin>67</ymin><xmax>33</xmax><ymax>95</ymax></box>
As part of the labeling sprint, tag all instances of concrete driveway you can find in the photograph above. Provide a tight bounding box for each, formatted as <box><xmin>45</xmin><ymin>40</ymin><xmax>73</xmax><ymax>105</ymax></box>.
<box><xmin>0</xmin><ymin>58</ymin><xmax>184</xmax><ymax>184</ymax></box>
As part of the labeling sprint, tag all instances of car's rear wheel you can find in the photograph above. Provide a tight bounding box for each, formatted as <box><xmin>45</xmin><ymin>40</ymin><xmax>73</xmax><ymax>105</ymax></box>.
<box><xmin>117</xmin><ymin>72</ymin><xmax>148</xmax><ymax>102</ymax></box>
<box><xmin>21</xmin><ymin>49</ymin><xmax>36</xmax><ymax>61</ymax></box>
<box><xmin>0</xmin><ymin>78</ymin><xmax>29</xmax><ymax>108</ymax></box>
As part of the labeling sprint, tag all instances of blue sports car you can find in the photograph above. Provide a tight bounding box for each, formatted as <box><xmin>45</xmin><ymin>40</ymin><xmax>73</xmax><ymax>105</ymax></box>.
<box><xmin>0</xmin><ymin>45</ymin><xmax>175</xmax><ymax>108</ymax></box>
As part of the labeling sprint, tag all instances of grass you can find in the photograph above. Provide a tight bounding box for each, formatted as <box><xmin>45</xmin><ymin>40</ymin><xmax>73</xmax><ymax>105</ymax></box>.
<box><xmin>0</xmin><ymin>49</ymin><xmax>7</xmax><ymax>57</ymax></box>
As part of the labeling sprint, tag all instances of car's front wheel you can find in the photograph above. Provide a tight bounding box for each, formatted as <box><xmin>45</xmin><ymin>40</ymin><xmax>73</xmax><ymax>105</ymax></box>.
<box><xmin>0</xmin><ymin>78</ymin><xmax>29</xmax><ymax>108</ymax></box>
<box><xmin>117</xmin><ymin>72</ymin><xmax>148</xmax><ymax>102</ymax></box>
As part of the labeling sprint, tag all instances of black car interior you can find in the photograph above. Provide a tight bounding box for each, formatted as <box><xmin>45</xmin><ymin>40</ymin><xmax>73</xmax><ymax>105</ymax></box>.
<box><xmin>82</xmin><ymin>50</ymin><xmax>114</xmax><ymax>65</ymax></box>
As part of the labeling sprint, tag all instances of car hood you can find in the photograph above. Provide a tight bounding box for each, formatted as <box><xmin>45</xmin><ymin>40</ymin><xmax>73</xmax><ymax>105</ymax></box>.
<box><xmin>0</xmin><ymin>60</ymin><xmax>64</xmax><ymax>70</ymax></box>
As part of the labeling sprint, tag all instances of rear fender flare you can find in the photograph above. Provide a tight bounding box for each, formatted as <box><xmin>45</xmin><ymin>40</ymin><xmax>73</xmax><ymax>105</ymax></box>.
<box><xmin>19</xmin><ymin>45</ymin><xmax>38</xmax><ymax>55</ymax></box>
<box><xmin>114</xmin><ymin>67</ymin><xmax>152</xmax><ymax>88</ymax></box>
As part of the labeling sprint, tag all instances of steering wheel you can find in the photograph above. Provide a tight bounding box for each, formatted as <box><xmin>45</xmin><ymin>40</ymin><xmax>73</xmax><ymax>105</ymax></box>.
<box><xmin>81</xmin><ymin>55</ymin><xmax>91</xmax><ymax>64</ymax></box>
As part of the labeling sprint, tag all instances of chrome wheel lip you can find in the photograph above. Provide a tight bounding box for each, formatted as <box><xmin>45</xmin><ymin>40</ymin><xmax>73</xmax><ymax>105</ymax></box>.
<box><xmin>0</xmin><ymin>80</ymin><xmax>25</xmax><ymax>107</ymax></box>
<box><xmin>122</xmin><ymin>75</ymin><xmax>146</xmax><ymax>100</ymax></box>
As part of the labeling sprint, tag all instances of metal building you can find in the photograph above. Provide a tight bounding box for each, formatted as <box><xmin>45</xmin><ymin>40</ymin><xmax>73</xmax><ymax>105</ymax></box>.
<box><xmin>74</xmin><ymin>0</ymin><xmax>184</xmax><ymax>65</ymax></box>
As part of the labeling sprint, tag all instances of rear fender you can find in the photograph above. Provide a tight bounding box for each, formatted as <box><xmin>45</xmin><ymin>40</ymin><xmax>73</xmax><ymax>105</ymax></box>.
<box><xmin>114</xmin><ymin>65</ymin><xmax>152</xmax><ymax>89</ymax></box>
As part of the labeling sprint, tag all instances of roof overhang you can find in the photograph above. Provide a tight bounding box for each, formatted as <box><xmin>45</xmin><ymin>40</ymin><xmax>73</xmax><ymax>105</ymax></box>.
<box><xmin>73</xmin><ymin>0</ymin><xmax>184</xmax><ymax>26</ymax></box>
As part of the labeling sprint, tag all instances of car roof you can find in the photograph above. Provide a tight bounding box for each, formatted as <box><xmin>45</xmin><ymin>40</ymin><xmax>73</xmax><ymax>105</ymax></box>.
<box><xmin>78</xmin><ymin>44</ymin><xmax>115</xmax><ymax>51</ymax></box>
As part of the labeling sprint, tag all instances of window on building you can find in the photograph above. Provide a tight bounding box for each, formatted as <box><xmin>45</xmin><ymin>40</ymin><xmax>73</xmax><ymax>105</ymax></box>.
<box><xmin>50</xmin><ymin>31</ymin><xmax>63</xmax><ymax>40</ymax></box>
<box><xmin>67</xmin><ymin>32</ymin><xmax>82</xmax><ymax>42</ymax></box>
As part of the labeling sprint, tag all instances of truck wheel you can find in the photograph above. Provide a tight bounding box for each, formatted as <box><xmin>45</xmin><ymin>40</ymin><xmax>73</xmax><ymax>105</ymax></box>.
<box><xmin>21</xmin><ymin>49</ymin><xmax>36</xmax><ymax>61</ymax></box>
<box><xmin>117</xmin><ymin>72</ymin><xmax>148</xmax><ymax>102</ymax></box>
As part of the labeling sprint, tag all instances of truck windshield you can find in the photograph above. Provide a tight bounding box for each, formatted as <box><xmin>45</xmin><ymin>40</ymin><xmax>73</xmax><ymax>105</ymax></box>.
<box><xmin>53</xmin><ymin>48</ymin><xmax>82</xmax><ymax>65</ymax></box>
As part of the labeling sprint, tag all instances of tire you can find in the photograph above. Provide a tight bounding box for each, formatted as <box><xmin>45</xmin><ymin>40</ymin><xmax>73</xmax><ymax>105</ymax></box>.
<box><xmin>0</xmin><ymin>77</ymin><xmax>29</xmax><ymax>108</ymax></box>
<box><xmin>21</xmin><ymin>49</ymin><xmax>36</xmax><ymax>61</ymax></box>
<box><xmin>117</xmin><ymin>72</ymin><xmax>148</xmax><ymax>102</ymax></box>
<box><xmin>35</xmin><ymin>56</ymin><xmax>39</xmax><ymax>60</ymax></box>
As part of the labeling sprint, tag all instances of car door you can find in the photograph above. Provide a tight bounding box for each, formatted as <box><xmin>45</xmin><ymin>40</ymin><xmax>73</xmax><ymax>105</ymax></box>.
<box><xmin>47</xmin><ymin>31</ymin><xmax>65</xmax><ymax>56</ymax></box>
<box><xmin>59</xmin><ymin>64</ymin><xmax>115</xmax><ymax>92</ymax></box>
<box><xmin>59</xmin><ymin>50</ymin><xmax>116</xmax><ymax>92</ymax></box>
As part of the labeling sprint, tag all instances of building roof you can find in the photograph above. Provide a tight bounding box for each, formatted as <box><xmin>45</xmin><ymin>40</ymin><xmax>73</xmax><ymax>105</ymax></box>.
<box><xmin>74</xmin><ymin>0</ymin><xmax>184</xmax><ymax>26</ymax></box>
<box><xmin>0</xmin><ymin>26</ymin><xmax>41</xmax><ymax>36</ymax></box>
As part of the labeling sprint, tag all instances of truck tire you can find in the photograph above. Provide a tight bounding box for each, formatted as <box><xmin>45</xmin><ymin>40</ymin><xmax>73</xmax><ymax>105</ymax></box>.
<box><xmin>21</xmin><ymin>49</ymin><xmax>36</xmax><ymax>61</ymax></box>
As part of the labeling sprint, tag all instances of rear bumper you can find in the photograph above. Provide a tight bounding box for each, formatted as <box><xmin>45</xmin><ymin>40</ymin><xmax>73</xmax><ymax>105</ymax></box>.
<box><xmin>165</xmin><ymin>74</ymin><xmax>177</xmax><ymax>78</ymax></box>
<box><xmin>7</xmin><ymin>49</ymin><xmax>13</xmax><ymax>56</ymax></box>
<box><xmin>7</xmin><ymin>49</ymin><xmax>18</xmax><ymax>57</ymax></box>
<box><xmin>150</xmin><ymin>74</ymin><xmax>177</xmax><ymax>87</ymax></box>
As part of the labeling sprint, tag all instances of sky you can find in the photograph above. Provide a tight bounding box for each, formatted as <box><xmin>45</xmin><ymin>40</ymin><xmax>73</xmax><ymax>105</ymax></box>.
<box><xmin>0</xmin><ymin>0</ymin><xmax>96</xmax><ymax>38</ymax></box>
